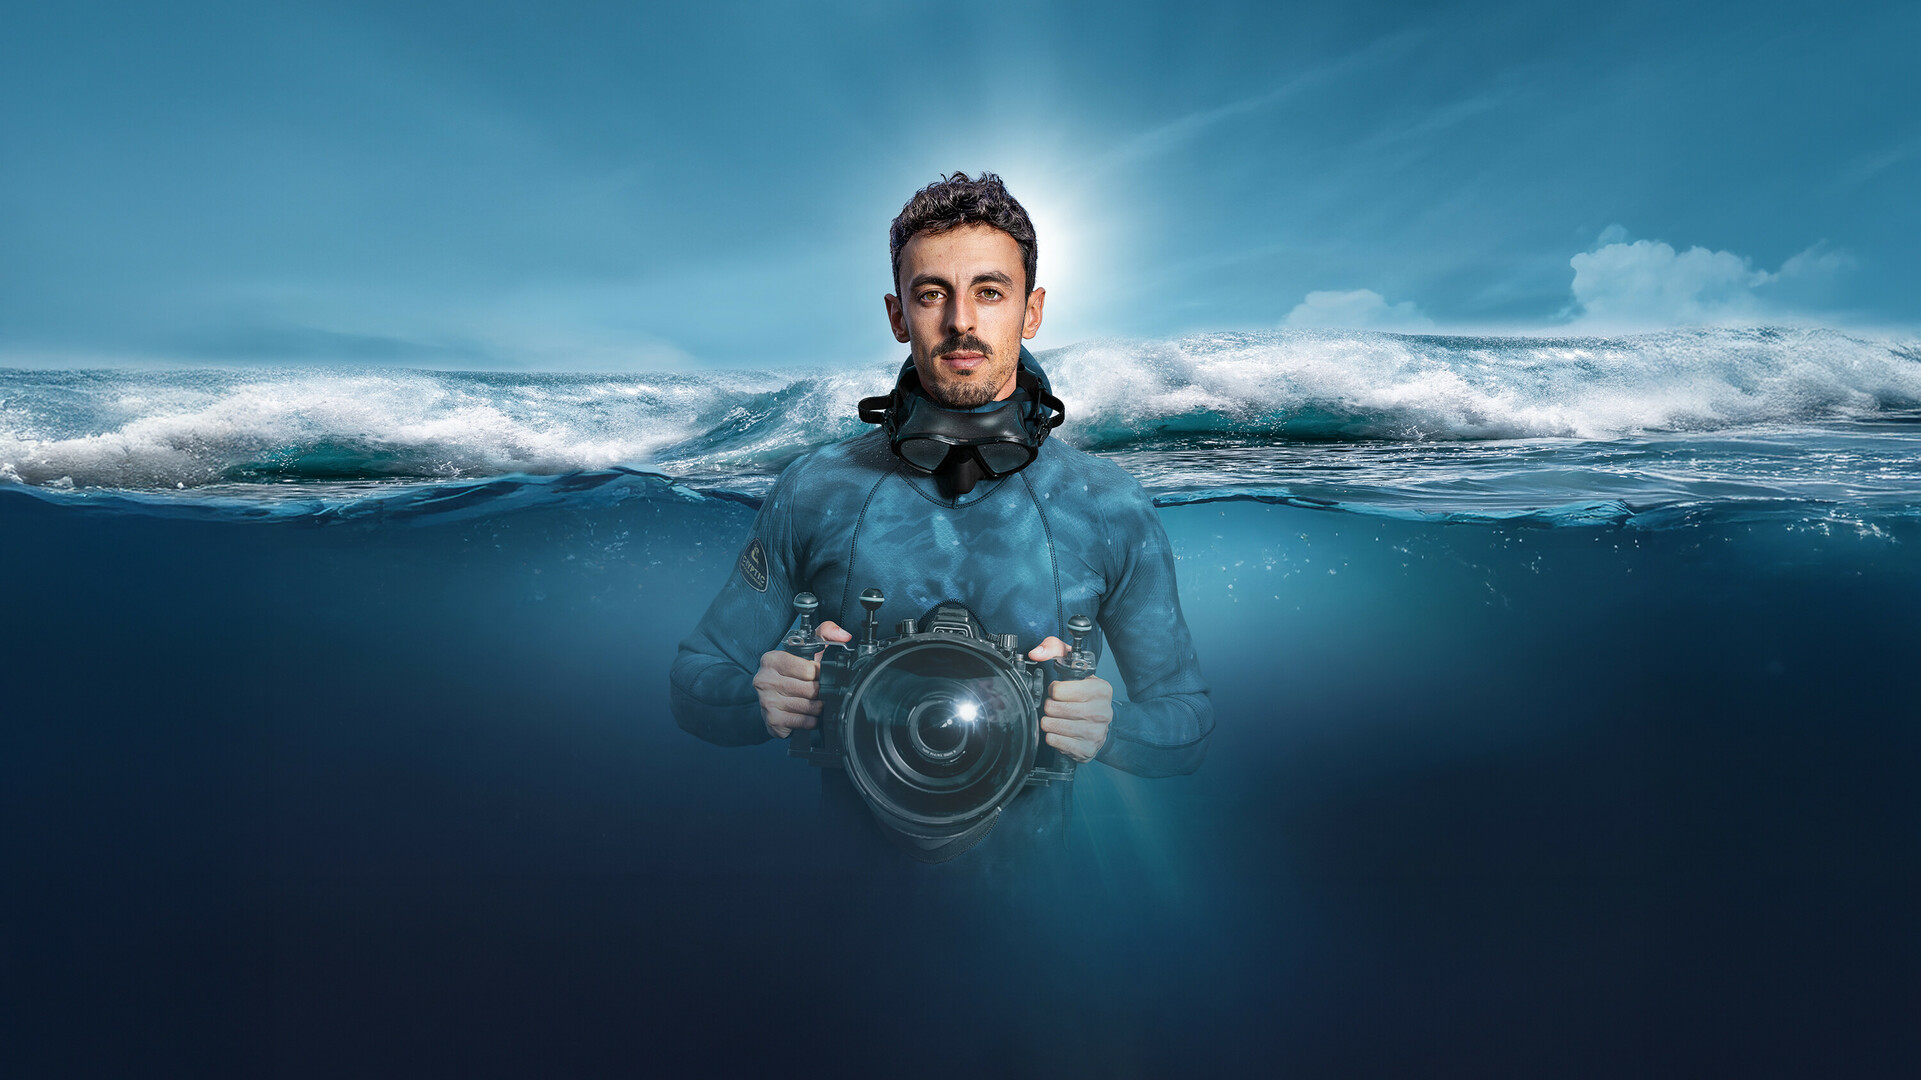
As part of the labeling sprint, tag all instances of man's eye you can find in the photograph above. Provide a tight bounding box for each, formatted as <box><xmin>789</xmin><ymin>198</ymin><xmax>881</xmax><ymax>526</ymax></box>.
<box><xmin>979</xmin><ymin>288</ymin><xmax>1003</xmax><ymax>301</ymax></box>
<box><xmin>918</xmin><ymin>290</ymin><xmax>944</xmax><ymax>302</ymax></box>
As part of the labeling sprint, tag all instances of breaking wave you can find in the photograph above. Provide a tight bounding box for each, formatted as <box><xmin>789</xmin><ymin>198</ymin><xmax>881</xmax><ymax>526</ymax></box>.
<box><xmin>1046</xmin><ymin>326</ymin><xmax>1921</xmax><ymax>444</ymax></box>
<box><xmin>3</xmin><ymin>327</ymin><xmax>1918</xmax><ymax>499</ymax></box>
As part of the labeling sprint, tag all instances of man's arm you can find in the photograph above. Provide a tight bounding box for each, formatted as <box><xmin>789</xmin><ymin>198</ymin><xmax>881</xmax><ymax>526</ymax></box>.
<box><xmin>668</xmin><ymin>466</ymin><xmax>808</xmax><ymax>746</ymax></box>
<box><xmin>1089</xmin><ymin>471</ymin><xmax>1213</xmax><ymax>777</ymax></box>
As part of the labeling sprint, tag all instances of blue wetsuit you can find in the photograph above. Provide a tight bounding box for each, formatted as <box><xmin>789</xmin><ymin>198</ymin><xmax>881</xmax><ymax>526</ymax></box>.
<box><xmin>669</xmin><ymin>351</ymin><xmax>1212</xmax><ymax>866</ymax></box>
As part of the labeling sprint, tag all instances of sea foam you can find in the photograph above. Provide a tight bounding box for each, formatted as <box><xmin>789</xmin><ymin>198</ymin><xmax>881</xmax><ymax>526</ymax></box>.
<box><xmin>3</xmin><ymin>327</ymin><xmax>1917</xmax><ymax>492</ymax></box>
<box><xmin>1044</xmin><ymin>327</ymin><xmax>1921</xmax><ymax>444</ymax></box>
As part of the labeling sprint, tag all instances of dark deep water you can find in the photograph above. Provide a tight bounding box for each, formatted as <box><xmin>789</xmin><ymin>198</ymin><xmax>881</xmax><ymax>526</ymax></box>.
<box><xmin>4</xmin><ymin>472</ymin><xmax>1917</xmax><ymax>1077</ymax></box>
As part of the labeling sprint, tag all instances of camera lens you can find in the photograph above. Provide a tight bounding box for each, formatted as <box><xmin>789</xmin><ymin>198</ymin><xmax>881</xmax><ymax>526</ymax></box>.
<box><xmin>839</xmin><ymin>637</ymin><xmax>1038</xmax><ymax>840</ymax></box>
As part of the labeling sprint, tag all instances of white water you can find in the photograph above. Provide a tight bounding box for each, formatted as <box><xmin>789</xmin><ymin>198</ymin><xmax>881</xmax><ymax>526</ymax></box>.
<box><xmin>3</xmin><ymin>328</ymin><xmax>1917</xmax><ymax>494</ymax></box>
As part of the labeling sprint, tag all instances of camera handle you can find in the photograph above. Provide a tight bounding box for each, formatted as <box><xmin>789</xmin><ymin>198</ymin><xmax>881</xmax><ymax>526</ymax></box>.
<box><xmin>1043</xmin><ymin>614</ymin><xmax>1098</xmax><ymax>776</ymax></box>
<box><xmin>781</xmin><ymin>593</ymin><xmax>831</xmax><ymax>756</ymax></box>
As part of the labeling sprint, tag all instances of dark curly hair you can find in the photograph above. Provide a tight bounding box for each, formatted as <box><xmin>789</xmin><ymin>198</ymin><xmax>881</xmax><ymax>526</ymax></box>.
<box><xmin>889</xmin><ymin>172</ymin><xmax>1038</xmax><ymax>296</ymax></box>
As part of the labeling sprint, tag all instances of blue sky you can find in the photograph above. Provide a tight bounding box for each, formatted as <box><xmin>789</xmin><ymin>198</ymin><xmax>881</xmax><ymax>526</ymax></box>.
<box><xmin>2</xmin><ymin>0</ymin><xmax>1915</xmax><ymax>369</ymax></box>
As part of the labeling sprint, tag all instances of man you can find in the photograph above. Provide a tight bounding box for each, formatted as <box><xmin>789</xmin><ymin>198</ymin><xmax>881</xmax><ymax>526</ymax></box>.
<box><xmin>670</xmin><ymin>173</ymin><xmax>1210</xmax><ymax>869</ymax></box>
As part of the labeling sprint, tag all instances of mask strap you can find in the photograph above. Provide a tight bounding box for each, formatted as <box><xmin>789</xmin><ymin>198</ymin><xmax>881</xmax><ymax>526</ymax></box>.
<box><xmin>1015</xmin><ymin>367</ymin><xmax>1067</xmax><ymax>436</ymax></box>
<box><xmin>859</xmin><ymin>366</ymin><xmax>928</xmax><ymax>435</ymax></box>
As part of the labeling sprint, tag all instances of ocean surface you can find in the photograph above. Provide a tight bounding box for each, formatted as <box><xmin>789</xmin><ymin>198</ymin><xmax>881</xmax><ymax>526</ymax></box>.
<box><xmin>5</xmin><ymin>327</ymin><xmax>1920</xmax><ymax>1076</ymax></box>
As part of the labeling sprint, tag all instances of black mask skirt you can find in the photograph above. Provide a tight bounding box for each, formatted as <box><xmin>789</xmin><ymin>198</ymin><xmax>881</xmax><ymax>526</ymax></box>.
<box><xmin>859</xmin><ymin>365</ymin><xmax>1065</xmax><ymax>495</ymax></box>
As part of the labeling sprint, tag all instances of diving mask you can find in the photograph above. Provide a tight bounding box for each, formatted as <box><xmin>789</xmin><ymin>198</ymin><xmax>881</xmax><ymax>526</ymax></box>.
<box><xmin>859</xmin><ymin>362</ymin><xmax>1065</xmax><ymax>492</ymax></box>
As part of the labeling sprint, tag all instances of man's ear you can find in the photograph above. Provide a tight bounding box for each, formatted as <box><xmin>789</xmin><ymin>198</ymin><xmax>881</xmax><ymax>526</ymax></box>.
<box><xmin>1022</xmin><ymin>286</ymin><xmax>1046</xmax><ymax>341</ymax></box>
<box><xmin>884</xmin><ymin>293</ymin><xmax>911</xmax><ymax>344</ymax></box>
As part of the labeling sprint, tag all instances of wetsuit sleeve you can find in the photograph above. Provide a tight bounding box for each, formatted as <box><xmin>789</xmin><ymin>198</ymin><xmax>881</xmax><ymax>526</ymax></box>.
<box><xmin>667</xmin><ymin>463</ymin><xmax>807</xmax><ymax>746</ymax></box>
<box><xmin>1092</xmin><ymin>475</ymin><xmax>1214</xmax><ymax>777</ymax></box>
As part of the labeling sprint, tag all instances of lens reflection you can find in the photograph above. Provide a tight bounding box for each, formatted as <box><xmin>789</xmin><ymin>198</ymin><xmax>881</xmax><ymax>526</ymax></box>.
<box><xmin>907</xmin><ymin>693</ymin><xmax>970</xmax><ymax>762</ymax></box>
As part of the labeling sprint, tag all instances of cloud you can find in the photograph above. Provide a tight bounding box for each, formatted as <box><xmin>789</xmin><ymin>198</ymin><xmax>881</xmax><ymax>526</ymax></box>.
<box><xmin>1285</xmin><ymin>289</ymin><xmax>1435</xmax><ymax>331</ymax></box>
<box><xmin>1566</xmin><ymin>230</ymin><xmax>1853</xmax><ymax>328</ymax></box>
<box><xmin>1776</xmin><ymin>244</ymin><xmax>1854</xmax><ymax>283</ymax></box>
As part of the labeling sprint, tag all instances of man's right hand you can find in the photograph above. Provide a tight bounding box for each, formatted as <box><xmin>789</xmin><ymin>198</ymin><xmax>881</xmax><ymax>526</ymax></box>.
<box><xmin>755</xmin><ymin>619</ymin><xmax>851</xmax><ymax>739</ymax></box>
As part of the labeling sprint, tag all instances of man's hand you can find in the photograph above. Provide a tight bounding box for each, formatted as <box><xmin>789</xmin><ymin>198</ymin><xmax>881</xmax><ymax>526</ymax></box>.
<box><xmin>755</xmin><ymin>620</ymin><xmax>853</xmax><ymax>739</ymax></box>
<box><xmin>1026</xmin><ymin>636</ymin><xmax>1115</xmax><ymax>763</ymax></box>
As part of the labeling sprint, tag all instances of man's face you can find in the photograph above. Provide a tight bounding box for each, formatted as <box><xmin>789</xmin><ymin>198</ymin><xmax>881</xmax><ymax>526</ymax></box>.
<box><xmin>885</xmin><ymin>223</ymin><xmax>1045</xmax><ymax>408</ymax></box>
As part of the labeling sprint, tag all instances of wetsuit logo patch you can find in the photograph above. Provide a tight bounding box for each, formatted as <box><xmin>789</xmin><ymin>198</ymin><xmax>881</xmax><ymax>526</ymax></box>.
<box><xmin>737</xmin><ymin>536</ymin><xmax>768</xmax><ymax>592</ymax></box>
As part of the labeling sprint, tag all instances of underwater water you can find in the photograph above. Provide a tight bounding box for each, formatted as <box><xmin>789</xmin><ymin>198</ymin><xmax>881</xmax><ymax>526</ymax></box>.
<box><xmin>4</xmin><ymin>328</ymin><xmax>1920</xmax><ymax>1076</ymax></box>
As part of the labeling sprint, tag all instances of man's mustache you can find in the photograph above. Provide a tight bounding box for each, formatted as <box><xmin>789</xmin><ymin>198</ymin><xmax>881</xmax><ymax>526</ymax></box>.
<box><xmin>933</xmin><ymin>333</ymin><xmax>993</xmax><ymax>359</ymax></box>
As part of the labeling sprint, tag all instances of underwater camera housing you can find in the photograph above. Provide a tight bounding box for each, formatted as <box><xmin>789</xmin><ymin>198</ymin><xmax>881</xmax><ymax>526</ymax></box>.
<box><xmin>784</xmin><ymin>589</ymin><xmax>1097</xmax><ymax>853</ymax></box>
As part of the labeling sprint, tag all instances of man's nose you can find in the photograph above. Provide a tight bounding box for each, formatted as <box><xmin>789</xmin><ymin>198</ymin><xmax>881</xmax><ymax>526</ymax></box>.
<box><xmin>946</xmin><ymin>292</ymin><xmax>977</xmax><ymax>335</ymax></box>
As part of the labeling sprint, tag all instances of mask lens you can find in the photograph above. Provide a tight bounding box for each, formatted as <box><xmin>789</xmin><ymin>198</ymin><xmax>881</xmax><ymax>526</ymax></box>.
<box><xmin>897</xmin><ymin>437</ymin><xmax>953</xmax><ymax>473</ymax></box>
<box><xmin>975</xmin><ymin>442</ymin><xmax>1035</xmax><ymax>475</ymax></box>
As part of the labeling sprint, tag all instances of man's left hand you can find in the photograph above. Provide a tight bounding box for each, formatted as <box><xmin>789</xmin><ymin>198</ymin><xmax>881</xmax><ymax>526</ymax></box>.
<box><xmin>1026</xmin><ymin>637</ymin><xmax>1114</xmax><ymax>763</ymax></box>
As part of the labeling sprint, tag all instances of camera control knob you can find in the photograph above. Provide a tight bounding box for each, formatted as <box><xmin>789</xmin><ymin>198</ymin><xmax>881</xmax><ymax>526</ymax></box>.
<box><xmin>782</xmin><ymin>591</ymin><xmax>826</xmax><ymax>658</ymax></box>
<box><xmin>897</xmin><ymin>619</ymin><xmax>919</xmax><ymax>637</ymax></box>
<box><xmin>996</xmin><ymin>633</ymin><xmax>1020</xmax><ymax>656</ymax></box>
<box><xmin>859</xmin><ymin>588</ymin><xmax>885</xmax><ymax>652</ymax></box>
<box><xmin>1056</xmin><ymin>614</ymin><xmax>1097</xmax><ymax>680</ymax></box>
